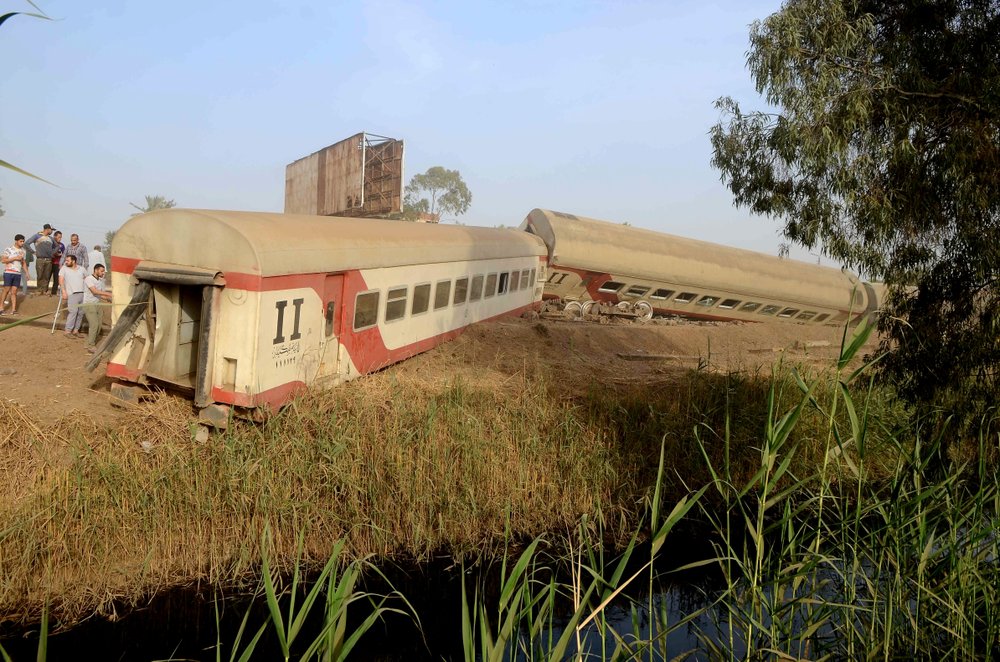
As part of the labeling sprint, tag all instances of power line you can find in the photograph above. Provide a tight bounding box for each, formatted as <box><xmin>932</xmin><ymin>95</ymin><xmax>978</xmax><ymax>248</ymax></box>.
<box><xmin>1</xmin><ymin>215</ymin><xmax>116</xmax><ymax>235</ymax></box>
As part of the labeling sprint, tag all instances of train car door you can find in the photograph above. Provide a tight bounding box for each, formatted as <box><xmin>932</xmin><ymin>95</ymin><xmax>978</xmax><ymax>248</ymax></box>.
<box><xmin>319</xmin><ymin>274</ymin><xmax>344</xmax><ymax>378</ymax></box>
<box><xmin>95</xmin><ymin>263</ymin><xmax>225</xmax><ymax>406</ymax></box>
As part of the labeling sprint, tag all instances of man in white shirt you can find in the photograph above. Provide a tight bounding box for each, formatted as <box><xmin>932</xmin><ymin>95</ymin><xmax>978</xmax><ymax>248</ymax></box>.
<box><xmin>81</xmin><ymin>263</ymin><xmax>112</xmax><ymax>351</ymax></box>
<box><xmin>58</xmin><ymin>255</ymin><xmax>87</xmax><ymax>337</ymax></box>
<box><xmin>1</xmin><ymin>234</ymin><xmax>26</xmax><ymax>316</ymax></box>
<box><xmin>88</xmin><ymin>245</ymin><xmax>105</xmax><ymax>276</ymax></box>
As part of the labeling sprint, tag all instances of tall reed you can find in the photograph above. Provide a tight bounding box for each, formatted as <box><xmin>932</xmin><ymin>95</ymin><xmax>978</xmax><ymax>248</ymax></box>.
<box><xmin>454</xmin><ymin>320</ymin><xmax>998</xmax><ymax>660</ymax></box>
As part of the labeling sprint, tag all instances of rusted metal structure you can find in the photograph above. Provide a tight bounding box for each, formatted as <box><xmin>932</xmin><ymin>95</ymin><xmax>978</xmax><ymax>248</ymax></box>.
<box><xmin>284</xmin><ymin>132</ymin><xmax>404</xmax><ymax>217</ymax></box>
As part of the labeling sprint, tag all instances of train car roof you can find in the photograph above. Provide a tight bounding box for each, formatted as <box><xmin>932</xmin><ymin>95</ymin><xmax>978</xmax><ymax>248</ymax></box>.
<box><xmin>113</xmin><ymin>209</ymin><xmax>546</xmax><ymax>277</ymax></box>
<box><xmin>521</xmin><ymin>208</ymin><xmax>866</xmax><ymax>309</ymax></box>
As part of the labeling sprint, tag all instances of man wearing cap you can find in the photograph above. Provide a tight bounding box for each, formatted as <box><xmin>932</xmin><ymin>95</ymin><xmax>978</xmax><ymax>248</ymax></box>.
<box><xmin>25</xmin><ymin>224</ymin><xmax>55</xmax><ymax>296</ymax></box>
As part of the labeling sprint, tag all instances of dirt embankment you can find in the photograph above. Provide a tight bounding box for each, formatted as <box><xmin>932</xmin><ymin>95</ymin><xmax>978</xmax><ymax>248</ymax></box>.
<box><xmin>0</xmin><ymin>292</ymin><xmax>872</xmax><ymax>421</ymax></box>
<box><xmin>391</xmin><ymin>313</ymin><xmax>871</xmax><ymax>398</ymax></box>
<box><xmin>1</xmin><ymin>293</ymin><xmax>118</xmax><ymax>421</ymax></box>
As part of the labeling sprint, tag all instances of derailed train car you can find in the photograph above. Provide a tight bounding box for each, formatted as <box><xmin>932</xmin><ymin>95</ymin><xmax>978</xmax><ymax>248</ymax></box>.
<box><xmin>88</xmin><ymin>209</ymin><xmax>546</xmax><ymax>420</ymax></box>
<box><xmin>521</xmin><ymin>209</ymin><xmax>880</xmax><ymax>325</ymax></box>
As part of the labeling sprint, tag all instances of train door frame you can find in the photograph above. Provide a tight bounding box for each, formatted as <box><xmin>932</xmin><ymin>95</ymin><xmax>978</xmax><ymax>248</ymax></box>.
<box><xmin>93</xmin><ymin>263</ymin><xmax>225</xmax><ymax>407</ymax></box>
<box><xmin>320</xmin><ymin>273</ymin><xmax>345</xmax><ymax>379</ymax></box>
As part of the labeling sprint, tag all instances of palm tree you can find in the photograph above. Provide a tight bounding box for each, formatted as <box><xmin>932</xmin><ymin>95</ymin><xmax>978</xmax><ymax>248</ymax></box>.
<box><xmin>2</xmin><ymin>3</ymin><xmax>54</xmax><ymax>184</ymax></box>
<box><xmin>129</xmin><ymin>195</ymin><xmax>177</xmax><ymax>215</ymax></box>
<box><xmin>107</xmin><ymin>195</ymin><xmax>178</xmax><ymax>252</ymax></box>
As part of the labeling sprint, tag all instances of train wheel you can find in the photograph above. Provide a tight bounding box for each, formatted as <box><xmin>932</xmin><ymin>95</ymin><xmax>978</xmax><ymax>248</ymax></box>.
<box><xmin>564</xmin><ymin>301</ymin><xmax>583</xmax><ymax>319</ymax></box>
<box><xmin>634</xmin><ymin>301</ymin><xmax>653</xmax><ymax>320</ymax></box>
<box><xmin>581</xmin><ymin>300</ymin><xmax>597</xmax><ymax>316</ymax></box>
<box><xmin>616</xmin><ymin>301</ymin><xmax>633</xmax><ymax>313</ymax></box>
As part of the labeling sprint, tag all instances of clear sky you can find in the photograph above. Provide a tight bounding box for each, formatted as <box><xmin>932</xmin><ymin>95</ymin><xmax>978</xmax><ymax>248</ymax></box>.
<box><xmin>2</xmin><ymin>1</ymin><xmax>824</xmax><ymax>262</ymax></box>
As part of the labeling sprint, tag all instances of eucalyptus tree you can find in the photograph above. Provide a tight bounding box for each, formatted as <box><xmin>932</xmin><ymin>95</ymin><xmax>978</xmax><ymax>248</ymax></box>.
<box><xmin>403</xmin><ymin>167</ymin><xmax>472</xmax><ymax>221</ymax></box>
<box><xmin>711</xmin><ymin>0</ymin><xmax>1000</xmax><ymax>417</ymax></box>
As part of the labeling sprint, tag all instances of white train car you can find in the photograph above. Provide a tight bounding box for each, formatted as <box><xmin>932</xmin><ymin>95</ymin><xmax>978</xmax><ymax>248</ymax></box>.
<box><xmin>521</xmin><ymin>209</ymin><xmax>881</xmax><ymax>325</ymax></box>
<box><xmin>90</xmin><ymin>210</ymin><xmax>547</xmax><ymax>418</ymax></box>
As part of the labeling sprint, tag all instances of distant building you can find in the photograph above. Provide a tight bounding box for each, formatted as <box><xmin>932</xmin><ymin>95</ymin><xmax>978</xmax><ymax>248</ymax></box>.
<box><xmin>285</xmin><ymin>132</ymin><xmax>404</xmax><ymax>217</ymax></box>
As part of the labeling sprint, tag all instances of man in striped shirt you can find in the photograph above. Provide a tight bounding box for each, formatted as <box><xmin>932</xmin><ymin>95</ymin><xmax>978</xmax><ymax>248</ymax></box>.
<box><xmin>64</xmin><ymin>233</ymin><xmax>89</xmax><ymax>273</ymax></box>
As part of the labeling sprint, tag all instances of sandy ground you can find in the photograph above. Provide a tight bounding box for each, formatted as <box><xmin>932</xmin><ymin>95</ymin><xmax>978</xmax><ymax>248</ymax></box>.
<box><xmin>0</xmin><ymin>290</ymin><xmax>120</xmax><ymax>420</ymax></box>
<box><xmin>396</xmin><ymin>312</ymin><xmax>867</xmax><ymax>395</ymax></box>
<box><xmin>0</xmin><ymin>292</ymin><xmax>874</xmax><ymax>421</ymax></box>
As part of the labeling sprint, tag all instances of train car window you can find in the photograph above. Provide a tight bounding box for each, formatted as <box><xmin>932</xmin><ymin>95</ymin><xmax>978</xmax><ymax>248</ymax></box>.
<box><xmin>325</xmin><ymin>302</ymin><xmax>336</xmax><ymax>337</ymax></box>
<box><xmin>740</xmin><ymin>302</ymin><xmax>762</xmax><ymax>312</ymax></box>
<box><xmin>696</xmin><ymin>295</ymin><xmax>720</xmax><ymax>307</ymax></box>
<box><xmin>650</xmin><ymin>289</ymin><xmax>674</xmax><ymax>300</ymax></box>
<box><xmin>778</xmin><ymin>307</ymin><xmax>800</xmax><ymax>318</ymax></box>
<box><xmin>547</xmin><ymin>272</ymin><xmax>567</xmax><ymax>284</ymax></box>
<box><xmin>674</xmin><ymin>292</ymin><xmax>698</xmax><ymax>303</ymax></box>
<box><xmin>412</xmin><ymin>283</ymin><xmax>431</xmax><ymax>315</ymax></box>
<box><xmin>529</xmin><ymin>269</ymin><xmax>536</xmax><ymax>287</ymax></box>
<box><xmin>797</xmin><ymin>311</ymin><xmax>817</xmax><ymax>321</ymax></box>
<box><xmin>718</xmin><ymin>299</ymin><xmax>741</xmax><ymax>310</ymax></box>
<box><xmin>434</xmin><ymin>280</ymin><xmax>451</xmax><ymax>310</ymax></box>
<box><xmin>598</xmin><ymin>281</ymin><xmax>625</xmax><ymax>293</ymax></box>
<box><xmin>454</xmin><ymin>277</ymin><xmax>469</xmax><ymax>305</ymax></box>
<box><xmin>498</xmin><ymin>272</ymin><xmax>510</xmax><ymax>294</ymax></box>
<box><xmin>353</xmin><ymin>291</ymin><xmax>380</xmax><ymax>330</ymax></box>
<box><xmin>759</xmin><ymin>305</ymin><xmax>781</xmax><ymax>315</ymax></box>
<box><xmin>510</xmin><ymin>271</ymin><xmax>520</xmax><ymax>291</ymax></box>
<box><xmin>470</xmin><ymin>275</ymin><xmax>484</xmax><ymax>301</ymax></box>
<box><xmin>385</xmin><ymin>286</ymin><xmax>408</xmax><ymax>322</ymax></box>
<box><xmin>485</xmin><ymin>273</ymin><xmax>497</xmax><ymax>298</ymax></box>
<box><xmin>814</xmin><ymin>313</ymin><xmax>830</xmax><ymax>322</ymax></box>
<box><xmin>625</xmin><ymin>285</ymin><xmax>650</xmax><ymax>298</ymax></box>
<box><xmin>521</xmin><ymin>270</ymin><xmax>530</xmax><ymax>289</ymax></box>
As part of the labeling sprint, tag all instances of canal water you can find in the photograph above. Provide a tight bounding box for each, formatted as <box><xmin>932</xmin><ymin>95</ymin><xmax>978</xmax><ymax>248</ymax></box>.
<box><xmin>0</xmin><ymin>553</ymin><xmax>739</xmax><ymax>661</ymax></box>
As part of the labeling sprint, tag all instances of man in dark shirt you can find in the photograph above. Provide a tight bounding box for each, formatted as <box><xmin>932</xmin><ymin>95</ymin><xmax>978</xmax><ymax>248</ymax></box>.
<box><xmin>25</xmin><ymin>224</ymin><xmax>55</xmax><ymax>296</ymax></box>
<box><xmin>49</xmin><ymin>230</ymin><xmax>64</xmax><ymax>295</ymax></box>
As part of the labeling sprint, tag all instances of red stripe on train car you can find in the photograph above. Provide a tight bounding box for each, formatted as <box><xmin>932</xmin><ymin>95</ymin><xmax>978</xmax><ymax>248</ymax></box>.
<box><xmin>212</xmin><ymin>381</ymin><xmax>307</xmax><ymax>410</ymax></box>
<box><xmin>107</xmin><ymin>362</ymin><xmax>144</xmax><ymax>381</ymax></box>
<box><xmin>111</xmin><ymin>261</ymin><xmax>328</xmax><ymax>299</ymax></box>
<box><xmin>111</xmin><ymin>256</ymin><xmax>141</xmax><ymax>275</ymax></box>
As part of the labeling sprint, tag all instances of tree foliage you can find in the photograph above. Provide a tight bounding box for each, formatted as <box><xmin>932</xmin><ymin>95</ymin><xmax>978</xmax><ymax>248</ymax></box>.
<box><xmin>711</xmin><ymin>0</ymin><xmax>1000</xmax><ymax>413</ymax></box>
<box><xmin>107</xmin><ymin>194</ymin><xmax>177</xmax><ymax>252</ymax></box>
<box><xmin>103</xmin><ymin>229</ymin><xmax>115</xmax><ymax>257</ymax></box>
<box><xmin>403</xmin><ymin>167</ymin><xmax>472</xmax><ymax>221</ymax></box>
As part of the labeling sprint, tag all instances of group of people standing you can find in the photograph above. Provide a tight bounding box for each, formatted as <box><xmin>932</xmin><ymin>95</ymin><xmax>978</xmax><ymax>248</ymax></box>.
<box><xmin>1</xmin><ymin>224</ymin><xmax>113</xmax><ymax>352</ymax></box>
